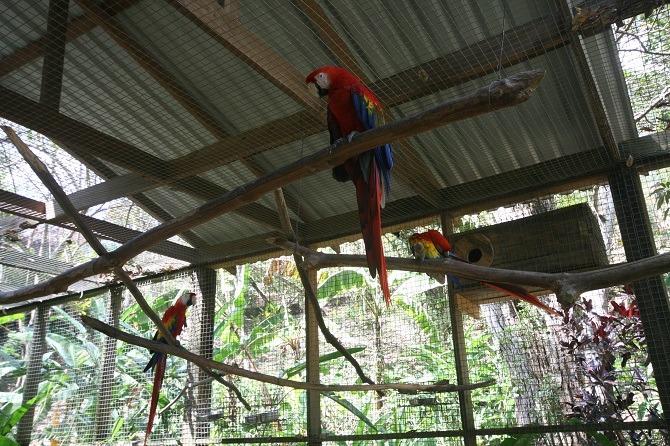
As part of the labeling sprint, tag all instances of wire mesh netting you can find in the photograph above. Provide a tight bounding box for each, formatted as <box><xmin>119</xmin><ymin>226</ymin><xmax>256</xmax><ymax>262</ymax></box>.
<box><xmin>1</xmin><ymin>0</ymin><xmax>670</xmax><ymax>444</ymax></box>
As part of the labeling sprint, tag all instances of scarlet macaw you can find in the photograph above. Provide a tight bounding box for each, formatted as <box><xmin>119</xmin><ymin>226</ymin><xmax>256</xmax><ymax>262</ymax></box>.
<box><xmin>143</xmin><ymin>292</ymin><xmax>196</xmax><ymax>445</ymax></box>
<box><xmin>306</xmin><ymin>66</ymin><xmax>394</xmax><ymax>305</ymax></box>
<box><xmin>408</xmin><ymin>230</ymin><xmax>560</xmax><ymax>316</ymax></box>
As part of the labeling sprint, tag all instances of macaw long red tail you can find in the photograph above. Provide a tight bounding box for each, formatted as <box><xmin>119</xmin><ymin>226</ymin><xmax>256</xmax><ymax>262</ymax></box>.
<box><xmin>356</xmin><ymin>161</ymin><xmax>390</xmax><ymax>306</ymax></box>
<box><xmin>483</xmin><ymin>282</ymin><xmax>561</xmax><ymax>316</ymax></box>
<box><xmin>144</xmin><ymin>356</ymin><xmax>167</xmax><ymax>446</ymax></box>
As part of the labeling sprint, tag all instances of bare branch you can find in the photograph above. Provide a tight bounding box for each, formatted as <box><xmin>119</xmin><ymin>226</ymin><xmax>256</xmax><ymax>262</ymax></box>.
<box><xmin>268</xmin><ymin>238</ymin><xmax>670</xmax><ymax>307</ymax></box>
<box><xmin>81</xmin><ymin>315</ymin><xmax>495</xmax><ymax>393</ymax></box>
<box><xmin>273</xmin><ymin>189</ymin><xmax>379</xmax><ymax>390</ymax></box>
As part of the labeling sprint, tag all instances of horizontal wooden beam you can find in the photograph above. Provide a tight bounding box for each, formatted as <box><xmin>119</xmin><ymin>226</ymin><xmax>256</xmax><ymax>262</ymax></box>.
<box><xmin>0</xmin><ymin>70</ymin><xmax>546</xmax><ymax>305</ymax></box>
<box><xmin>0</xmin><ymin>188</ymin><xmax>201</xmax><ymax>263</ymax></box>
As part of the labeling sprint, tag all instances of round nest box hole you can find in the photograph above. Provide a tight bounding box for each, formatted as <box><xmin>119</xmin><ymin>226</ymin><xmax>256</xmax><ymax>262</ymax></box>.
<box><xmin>453</xmin><ymin>234</ymin><xmax>494</xmax><ymax>267</ymax></box>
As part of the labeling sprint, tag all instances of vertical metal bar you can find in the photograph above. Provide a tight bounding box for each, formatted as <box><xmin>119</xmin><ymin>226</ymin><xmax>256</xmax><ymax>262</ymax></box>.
<box><xmin>94</xmin><ymin>287</ymin><xmax>122</xmax><ymax>441</ymax></box>
<box><xmin>306</xmin><ymin>268</ymin><xmax>322</xmax><ymax>445</ymax></box>
<box><xmin>16</xmin><ymin>306</ymin><xmax>48</xmax><ymax>446</ymax></box>
<box><xmin>443</xmin><ymin>213</ymin><xmax>477</xmax><ymax>446</ymax></box>
<box><xmin>608</xmin><ymin>165</ymin><xmax>670</xmax><ymax>422</ymax></box>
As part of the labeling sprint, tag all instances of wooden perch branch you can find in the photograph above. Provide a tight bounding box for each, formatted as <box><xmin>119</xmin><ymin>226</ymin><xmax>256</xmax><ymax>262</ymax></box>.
<box><xmin>268</xmin><ymin>238</ymin><xmax>670</xmax><ymax>307</ymax></box>
<box><xmin>0</xmin><ymin>70</ymin><xmax>545</xmax><ymax>306</ymax></box>
<box><xmin>81</xmin><ymin>315</ymin><xmax>495</xmax><ymax>393</ymax></box>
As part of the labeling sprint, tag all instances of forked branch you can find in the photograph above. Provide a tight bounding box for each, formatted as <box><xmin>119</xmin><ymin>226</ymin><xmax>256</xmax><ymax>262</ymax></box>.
<box><xmin>268</xmin><ymin>238</ymin><xmax>670</xmax><ymax>307</ymax></box>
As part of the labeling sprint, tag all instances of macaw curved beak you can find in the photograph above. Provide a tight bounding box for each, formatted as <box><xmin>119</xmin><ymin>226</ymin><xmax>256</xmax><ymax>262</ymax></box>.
<box><xmin>308</xmin><ymin>82</ymin><xmax>328</xmax><ymax>98</ymax></box>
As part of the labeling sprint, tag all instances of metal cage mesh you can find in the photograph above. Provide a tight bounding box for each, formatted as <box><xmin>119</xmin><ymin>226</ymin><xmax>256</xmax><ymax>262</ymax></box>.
<box><xmin>1</xmin><ymin>0</ymin><xmax>670</xmax><ymax>444</ymax></box>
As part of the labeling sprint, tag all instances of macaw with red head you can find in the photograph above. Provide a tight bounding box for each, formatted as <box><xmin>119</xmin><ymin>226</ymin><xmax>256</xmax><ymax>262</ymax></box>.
<box><xmin>306</xmin><ymin>66</ymin><xmax>394</xmax><ymax>305</ymax></box>
<box><xmin>409</xmin><ymin>230</ymin><xmax>560</xmax><ymax>316</ymax></box>
<box><xmin>143</xmin><ymin>292</ymin><xmax>196</xmax><ymax>445</ymax></box>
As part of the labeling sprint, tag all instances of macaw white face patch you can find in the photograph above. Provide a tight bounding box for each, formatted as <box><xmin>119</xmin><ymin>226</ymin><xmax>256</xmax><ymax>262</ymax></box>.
<box><xmin>315</xmin><ymin>72</ymin><xmax>330</xmax><ymax>90</ymax></box>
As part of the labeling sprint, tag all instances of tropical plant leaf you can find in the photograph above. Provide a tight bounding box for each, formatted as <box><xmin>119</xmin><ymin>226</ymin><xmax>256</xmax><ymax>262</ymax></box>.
<box><xmin>0</xmin><ymin>314</ymin><xmax>22</xmax><ymax>326</ymax></box>
<box><xmin>322</xmin><ymin>391</ymin><xmax>378</xmax><ymax>432</ymax></box>
<box><xmin>280</xmin><ymin>347</ymin><xmax>366</xmax><ymax>378</ymax></box>
<box><xmin>318</xmin><ymin>269</ymin><xmax>367</xmax><ymax>298</ymax></box>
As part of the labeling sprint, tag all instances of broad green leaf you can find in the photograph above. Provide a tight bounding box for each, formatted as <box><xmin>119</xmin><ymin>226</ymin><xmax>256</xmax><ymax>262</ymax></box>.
<box><xmin>52</xmin><ymin>307</ymin><xmax>86</xmax><ymax>335</ymax></box>
<box><xmin>280</xmin><ymin>347</ymin><xmax>365</xmax><ymax>378</ymax></box>
<box><xmin>322</xmin><ymin>391</ymin><xmax>377</xmax><ymax>432</ymax></box>
<box><xmin>0</xmin><ymin>437</ymin><xmax>20</xmax><ymax>446</ymax></box>
<box><xmin>318</xmin><ymin>269</ymin><xmax>366</xmax><ymax>298</ymax></box>
<box><xmin>0</xmin><ymin>314</ymin><xmax>22</xmax><ymax>326</ymax></box>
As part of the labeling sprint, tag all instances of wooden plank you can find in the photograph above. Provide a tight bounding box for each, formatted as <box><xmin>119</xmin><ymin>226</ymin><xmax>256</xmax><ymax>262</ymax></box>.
<box><xmin>171</xmin><ymin>0</ymin><xmax>322</xmax><ymax>114</ymax></box>
<box><xmin>554</xmin><ymin>0</ymin><xmax>619</xmax><ymax>161</ymax></box>
<box><xmin>46</xmin><ymin>172</ymin><xmax>152</xmax><ymax>218</ymax></box>
<box><xmin>75</xmin><ymin>0</ymin><xmax>229</xmax><ymax>140</ymax></box>
<box><xmin>0</xmin><ymin>249</ymin><xmax>99</xmax><ymax>284</ymax></box>
<box><xmin>40</xmin><ymin>0</ymin><xmax>70</xmax><ymax>109</ymax></box>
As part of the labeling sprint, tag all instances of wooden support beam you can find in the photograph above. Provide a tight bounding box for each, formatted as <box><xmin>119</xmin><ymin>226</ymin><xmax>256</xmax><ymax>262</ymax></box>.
<box><xmin>609</xmin><ymin>165</ymin><xmax>670</xmax><ymax>424</ymax></box>
<box><xmin>0</xmin><ymin>88</ymin><xmax>286</xmax><ymax>231</ymax></box>
<box><xmin>75</xmin><ymin>0</ymin><xmax>229</xmax><ymax>140</ymax></box>
<box><xmin>0</xmin><ymin>187</ymin><xmax>201</xmax><ymax>263</ymax></box>
<box><xmin>0</xmin><ymin>70</ymin><xmax>546</xmax><ymax>305</ymax></box>
<box><xmin>94</xmin><ymin>287</ymin><xmax>122</xmax><ymax>441</ymax></box>
<box><xmin>40</xmin><ymin>0</ymin><xmax>70</xmax><ymax>109</ymax></box>
<box><xmin>171</xmin><ymin>0</ymin><xmax>322</xmax><ymax>114</ymax></box>
<box><xmin>15</xmin><ymin>307</ymin><xmax>48</xmax><ymax>446</ymax></box>
<box><xmin>553</xmin><ymin>0</ymin><xmax>620</xmax><ymax>161</ymax></box>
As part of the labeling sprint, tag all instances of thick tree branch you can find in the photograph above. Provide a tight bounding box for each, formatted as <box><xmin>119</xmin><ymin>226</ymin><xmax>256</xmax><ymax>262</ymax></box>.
<box><xmin>81</xmin><ymin>315</ymin><xmax>495</xmax><ymax>393</ymax></box>
<box><xmin>268</xmin><ymin>238</ymin><xmax>670</xmax><ymax>307</ymax></box>
<box><xmin>0</xmin><ymin>70</ymin><xmax>546</xmax><ymax>306</ymax></box>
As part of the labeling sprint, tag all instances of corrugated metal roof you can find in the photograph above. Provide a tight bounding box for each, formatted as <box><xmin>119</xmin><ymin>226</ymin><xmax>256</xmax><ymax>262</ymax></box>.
<box><xmin>0</xmin><ymin>0</ymin><xmax>653</xmax><ymax>268</ymax></box>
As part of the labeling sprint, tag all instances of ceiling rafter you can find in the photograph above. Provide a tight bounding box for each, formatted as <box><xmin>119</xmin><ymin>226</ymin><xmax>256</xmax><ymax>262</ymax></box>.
<box><xmin>39</xmin><ymin>0</ymin><xmax>69</xmax><ymax>109</ymax></box>
<box><xmin>74</xmin><ymin>0</ymin><xmax>311</xmax><ymax>224</ymax></box>
<box><xmin>554</xmin><ymin>0</ymin><xmax>620</xmax><ymax>161</ymax></box>
<box><xmin>170</xmin><ymin>0</ymin><xmax>322</xmax><ymax>114</ymax></box>
<box><xmin>0</xmin><ymin>188</ymin><xmax>201</xmax><ymax>263</ymax></box>
<box><xmin>295</xmin><ymin>0</ymin><xmax>444</xmax><ymax>208</ymax></box>
<box><xmin>75</xmin><ymin>0</ymin><xmax>229</xmax><ymax>140</ymax></box>
<box><xmin>0</xmin><ymin>87</ymin><xmax>281</xmax><ymax>231</ymax></box>
<box><xmin>62</xmin><ymin>147</ymin><xmax>211</xmax><ymax>249</ymax></box>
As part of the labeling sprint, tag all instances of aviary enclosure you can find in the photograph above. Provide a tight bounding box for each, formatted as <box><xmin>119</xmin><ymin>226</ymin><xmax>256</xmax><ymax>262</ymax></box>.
<box><xmin>1</xmin><ymin>0</ymin><xmax>670</xmax><ymax>445</ymax></box>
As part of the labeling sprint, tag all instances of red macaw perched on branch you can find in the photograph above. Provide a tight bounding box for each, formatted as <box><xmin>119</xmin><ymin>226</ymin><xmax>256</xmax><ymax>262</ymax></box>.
<box><xmin>143</xmin><ymin>292</ymin><xmax>196</xmax><ymax>446</ymax></box>
<box><xmin>408</xmin><ymin>230</ymin><xmax>560</xmax><ymax>316</ymax></box>
<box><xmin>306</xmin><ymin>66</ymin><xmax>394</xmax><ymax>306</ymax></box>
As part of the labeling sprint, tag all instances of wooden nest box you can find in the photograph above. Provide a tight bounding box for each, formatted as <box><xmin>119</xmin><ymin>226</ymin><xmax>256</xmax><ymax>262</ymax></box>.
<box><xmin>448</xmin><ymin>203</ymin><xmax>608</xmax><ymax>309</ymax></box>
